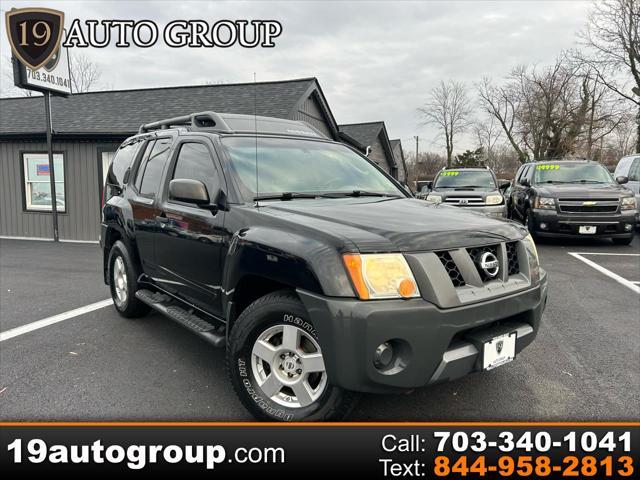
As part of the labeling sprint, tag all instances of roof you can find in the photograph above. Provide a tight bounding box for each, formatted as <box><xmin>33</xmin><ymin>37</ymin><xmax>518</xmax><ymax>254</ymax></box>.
<box><xmin>0</xmin><ymin>77</ymin><xmax>333</xmax><ymax>137</ymax></box>
<box><xmin>338</xmin><ymin>121</ymin><xmax>386</xmax><ymax>150</ymax></box>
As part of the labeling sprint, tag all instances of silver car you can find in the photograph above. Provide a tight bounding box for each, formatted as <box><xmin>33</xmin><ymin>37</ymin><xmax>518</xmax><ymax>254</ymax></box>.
<box><xmin>614</xmin><ymin>154</ymin><xmax>640</xmax><ymax>225</ymax></box>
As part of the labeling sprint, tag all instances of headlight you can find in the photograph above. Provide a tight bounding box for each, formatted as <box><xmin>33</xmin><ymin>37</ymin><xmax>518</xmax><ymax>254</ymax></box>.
<box><xmin>621</xmin><ymin>197</ymin><xmax>637</xmax><ymax>210</ymax></box>
<box><xmin>426</xmin><ymin>194</ymin><xmax>442</xmax><ymax>204</ymax></box>
<box><xmin>534</xmin><ymin>196</ymin><xmax>555</xmax><ymax>209</ymax></box>
<box><xmin>343</xmin><ymin>253</ymin><xmax>420</xmax><ymax>300</ymax></box>
<box><xmin>485</xmin><ymin>194</ymin><xmax>503</xmax><ymax>205</ymax></box>
<box><xmin>522</xmin><ymin>233</ymin><xmax>540</xmax><ymax>281</ymax></box>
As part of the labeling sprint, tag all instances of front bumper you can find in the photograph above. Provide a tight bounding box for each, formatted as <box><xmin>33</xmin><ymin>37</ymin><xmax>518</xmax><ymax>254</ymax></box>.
<box><xmin>457</xmin><ymin>204</ymin><xmax>507</xmax><ymax>218</ymax></box>
<box><xmin>531</xmin><ymin>209</ymin><xmax>636</xmax><ymax>238</ymax></box>
<box><xmin>297</xmin><ymin>270</ymin><xmax>547</xmax><ymax>394</ymax></box>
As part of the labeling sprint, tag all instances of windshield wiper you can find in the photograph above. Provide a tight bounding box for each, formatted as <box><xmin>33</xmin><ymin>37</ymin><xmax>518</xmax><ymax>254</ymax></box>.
<box><xmin>324</xmin><ymin>190</ymin><xmax>402</xmax><ymax>198</ymax></box>
<box><xmin>254</xmin><ymin>192</ymin><xmax>321</xmax><ymax>201</ymax></box>
<box><xmin>561</xmin><ymin>180</ymin><xmax>607</xmax><ymax>184</ymax></box>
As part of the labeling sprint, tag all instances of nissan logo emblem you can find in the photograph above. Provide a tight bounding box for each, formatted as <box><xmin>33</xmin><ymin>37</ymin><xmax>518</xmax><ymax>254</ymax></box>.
<box><xmin>478</xmin><ymin>252</ymin><xmax>500</xmax><ymax>278</ymax></box>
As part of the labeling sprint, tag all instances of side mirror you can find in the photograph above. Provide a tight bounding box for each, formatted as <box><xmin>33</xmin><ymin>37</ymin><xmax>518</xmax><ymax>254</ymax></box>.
<box><xmin>427</xmin><ymin>181</ymin><xmax>433</xmax><ymax>190</ymax></box>
<box><xmin>500</xmin><ymin>180</ymin><xmax>511</xmax><ymax>191</ymax></box>
<box><xmin>169</xmin><ymin>179</ymin><xmax>210</xmax><ymax>205</ymax></box>
<box><xmin>520</xmin><ymin>178</ymin><xmax>531</xmax><ymax>187</ymax></box>
<box><xmin>616</xmin><ymin>176</ymin><xmax>629</xmax><ymax>184</ymax></box>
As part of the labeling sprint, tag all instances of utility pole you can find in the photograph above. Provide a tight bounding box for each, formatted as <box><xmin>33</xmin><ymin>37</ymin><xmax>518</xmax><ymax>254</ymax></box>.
<box><xmin>414</xmin><ymin>136</ymin><xmax>419</xmax><ymax>186</ymax></box>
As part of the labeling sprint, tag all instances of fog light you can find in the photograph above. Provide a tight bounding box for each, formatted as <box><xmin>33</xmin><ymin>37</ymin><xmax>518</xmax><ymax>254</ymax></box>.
<box><xmin>625</xmin><ymin>223</ymin><xmax>633</xmax><ymax>231</ymax></box>
<box><xmin>374</xmin><ymin>342</ymin><xmax>394</xmax><ymax>369</ymax></box>
<box><xmin>539</xmin><ymin>222</ymin><xmax>548</xmax><ymax>230</ymax></box>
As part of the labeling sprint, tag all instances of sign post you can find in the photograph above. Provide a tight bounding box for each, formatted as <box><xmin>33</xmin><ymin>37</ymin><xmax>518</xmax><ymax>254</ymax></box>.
<box><xmin>6</xmin><ymin>7</ymin><xmax>71</xmax><ymax>241</ymax></box>
<box><xmin>44</xmin><ymin>92</ymin><xmax>59</xmax><ymax>241</ymax></box>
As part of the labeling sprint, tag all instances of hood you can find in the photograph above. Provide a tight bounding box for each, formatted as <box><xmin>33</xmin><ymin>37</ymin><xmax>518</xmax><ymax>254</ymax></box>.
<box><xmin>259</xmin><ymin>197</ymin><xmax>526</xmax><ymax>252</ymax></box>
<box><xmin>534</xmin><ymin>182</ymin><xmax>631</xmax><ymax>198</ymax></box>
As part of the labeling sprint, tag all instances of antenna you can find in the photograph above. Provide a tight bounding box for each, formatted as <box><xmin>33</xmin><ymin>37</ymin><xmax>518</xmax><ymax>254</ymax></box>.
<box><xmin>254</xmin><ymin>72</ymin><xmax>259</xmax><ymax>207</ymax></box>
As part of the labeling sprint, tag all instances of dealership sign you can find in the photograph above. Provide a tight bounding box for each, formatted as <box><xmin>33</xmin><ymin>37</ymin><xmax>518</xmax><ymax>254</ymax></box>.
<box><xmin>5</xmin><ymin>7</ymin><xmax>71</xmax><ymax>95</ymax></box>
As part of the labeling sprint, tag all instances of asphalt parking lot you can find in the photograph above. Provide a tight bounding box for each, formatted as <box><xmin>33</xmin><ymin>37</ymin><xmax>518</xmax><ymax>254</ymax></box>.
<box><xmin>1</xmin><ymin>236</ymin><xmax>638</xmax><ymax>421</ymax></box>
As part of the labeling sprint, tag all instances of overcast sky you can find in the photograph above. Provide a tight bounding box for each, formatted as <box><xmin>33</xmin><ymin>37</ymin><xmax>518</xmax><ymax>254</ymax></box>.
<box><xmin>0</xmin><ymin>0</ymin><xmax>594</xmax><ymax>154</ymax></box>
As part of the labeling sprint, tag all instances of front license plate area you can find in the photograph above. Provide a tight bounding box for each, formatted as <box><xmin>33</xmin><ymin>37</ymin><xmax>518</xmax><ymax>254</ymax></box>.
<box><xmin>483</xmin><ymin>332</ymin><xmax>517</xmax><ymax>371</ymax></box>
<box><xmin>579</xmin><ymin>225</ymin><xmax>597</xmax><ymax>234</ymax></box>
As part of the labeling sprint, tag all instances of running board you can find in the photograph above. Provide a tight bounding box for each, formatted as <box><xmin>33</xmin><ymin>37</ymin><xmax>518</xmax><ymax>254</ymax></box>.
<box><xmin>135</xmin><ymin>289</ymin><xmax>225</xmax><ymax>348</ymax></box>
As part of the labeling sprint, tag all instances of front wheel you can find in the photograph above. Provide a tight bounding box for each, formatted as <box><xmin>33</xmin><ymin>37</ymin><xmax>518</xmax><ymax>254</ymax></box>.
<box><xmin>612</xmin><ymin>237</ymin><xmax>633</xmax><ymax>246</ymax></box>
<box><xmin>226</xmin><ymin>290</ymin><xmax>358</xmax><ymax>421</ymax></box>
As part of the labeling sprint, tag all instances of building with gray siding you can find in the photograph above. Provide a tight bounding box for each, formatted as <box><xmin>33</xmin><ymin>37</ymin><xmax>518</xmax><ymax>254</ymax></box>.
<box><xmin>0</xmin><ymin>78</ymin><xmax>339</xmax><ymax>241</ymax></box>
<box><xmin>338</xmin><ymin>121</ymin><xmax>398</xmax><ymax>179</ymax></box>
<box><xmin>390</xmin><ymin>139</ymin><xmax>408</xmax><ymax>184</ymax></box>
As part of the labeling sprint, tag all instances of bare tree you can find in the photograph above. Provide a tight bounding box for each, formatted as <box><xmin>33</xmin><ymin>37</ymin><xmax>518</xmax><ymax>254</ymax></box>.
<box><xmin>578</xmin><ymin>0</ymin><xmax>640</xmax><ymax>152</ymax></box>
<box><xmin>69</xmin><ymin>52</ymin><xmax>101</xmax><ymax>93</ymax></box>
<box><xmin>418</xmin><ymin>80</ymin><xmax>473</xmax><ymax>167</ymax></box>
<box><xmin>477</xmin><ymin>77</ymin><xmax>529</xmax><ymax>163</ymax></box>
<box><xmin>473</xmin><ymin>115</ymin><xmax>502</xmax><ymax>169</ymax></box>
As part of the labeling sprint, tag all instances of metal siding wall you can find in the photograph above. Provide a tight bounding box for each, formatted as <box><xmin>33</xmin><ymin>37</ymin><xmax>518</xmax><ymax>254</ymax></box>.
<box><xmin>0</xmin><ymin>139</ymin><xmax>120</xmax><ymax>241</ymax></box>
<box><xmin>368</xmin><ymin>135</ymin><xmax>391</xmax><ymax>174</ymax></box>
<box><xmin>294</xmin><ymin>95</ymin><xmax>332</xmax><ymax>138</ymax></box>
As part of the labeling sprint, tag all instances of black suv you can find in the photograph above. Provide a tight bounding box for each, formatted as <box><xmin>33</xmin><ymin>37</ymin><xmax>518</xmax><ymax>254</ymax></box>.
<box><xmin>101</xmin><ymin>111</ymin><xmax>547</xmax><ymax>421</ymax></box>
<box><xmin>508</xmin><ymin>160</ymin><xmax>637</xmax><ymax>245</ymax></box>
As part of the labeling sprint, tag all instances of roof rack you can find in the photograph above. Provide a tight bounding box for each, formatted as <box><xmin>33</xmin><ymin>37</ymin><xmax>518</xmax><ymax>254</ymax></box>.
<box><xmin>138</xmin><ymin>111</ymin><xmax>232</xmax><ymax>134</ymax></box>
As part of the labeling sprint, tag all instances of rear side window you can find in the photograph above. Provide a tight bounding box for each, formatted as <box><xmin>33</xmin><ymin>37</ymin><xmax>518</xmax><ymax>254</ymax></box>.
<box><xmin>138</xmin><ymin>138</ymin><xmax>173</xmax><ymax>196</ymax></box>
<box><xmin>172</xmin><ymin>142</ymin><xmax>219</xmax><ymax>198</ymax></box>
<box><xmin>108</xmin><ymin>142</ymin><xmax>141</xmax><ymax>186</ymax></box>
<box><xmin>629</xmin><ymin>158</ymin><xmax>640</xmax><ymax>182</ymax></box>
<box><xmin>517</xmin><ymin>166</ymin><xmax>530</xmax><ymax>184</ymax></box>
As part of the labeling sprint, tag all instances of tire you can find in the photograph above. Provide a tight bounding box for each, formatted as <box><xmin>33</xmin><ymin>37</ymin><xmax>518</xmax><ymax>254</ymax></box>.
<box><xmin>108</xmin><ymin>240</ymin><xmax>150</xmax><ymax>318</ymax></box>
<box><xmin>612</xmin><ymin>237</ymin><xmax>633</xmax><ymax>246</ymax></box>
<box><xmin>226</xmin><ymin>290</ymin><xmax>359</xmax><ymax>421</ymax></box>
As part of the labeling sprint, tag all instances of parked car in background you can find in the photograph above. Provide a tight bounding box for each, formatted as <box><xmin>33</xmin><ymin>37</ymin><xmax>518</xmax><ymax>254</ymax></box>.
<box><xmin>508</xmin><ymin>159</ymin><xmax>637</xmax><ymax>245</ymax></box>
<box><xmin>614</xmin><ymin>154</ymin><xmax>640</xmax><ymax>227</ymax></box>
<box><xmin>420</xmin><ymin>167</ymin><xmax>510</xmax><ymax>218</ymax></box>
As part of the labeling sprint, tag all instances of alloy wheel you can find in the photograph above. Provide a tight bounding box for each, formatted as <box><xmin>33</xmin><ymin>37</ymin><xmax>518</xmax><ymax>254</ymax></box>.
<box><xmin>251</xmin><ymin>324</ymin><xmax>327</xmax><ymax>408</ymax></box>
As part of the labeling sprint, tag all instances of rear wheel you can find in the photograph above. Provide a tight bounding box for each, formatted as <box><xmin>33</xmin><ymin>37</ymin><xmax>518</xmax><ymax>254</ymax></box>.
<box><xmin>108</xmin><ymin>240</ymin><xmax>150</xmax><ymax>318</ymax></box>
<box><xmin>227</xmin><ymin>290</ymin><xmax>358</xmax><ymax>421</ymax></box>
<box><xmin>524</xmin><ymin>210</ymin><xmax>537</xmax><ymax>238</ymax></box>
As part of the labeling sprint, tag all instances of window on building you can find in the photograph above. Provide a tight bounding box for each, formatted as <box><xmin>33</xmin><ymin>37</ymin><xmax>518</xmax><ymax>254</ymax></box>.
<box><xmin>172</xmin><ymin>142</ymin><xmax>219</xmax><ymax>198</ymax></box>
<box><xmin>23</xmin><ymin>153</ymin><xmax>65</xmax><ymax>212</ymax></box>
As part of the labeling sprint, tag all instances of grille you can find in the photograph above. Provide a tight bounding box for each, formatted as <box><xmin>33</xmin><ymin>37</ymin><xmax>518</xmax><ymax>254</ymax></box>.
<box><xmin>467</xmin><ymin>245</ymin><xmax>499</xmax><ymax>282</ymax></box>
<box><xmin>558</xmin><ymin>205</ymin><xmax>618</xmax><ymax>213</ymax></box>
<box><xmin>557</xmin><ymin>198</ymin><xmax>619</xmax><ymax>214</ymax></box>
<box><xmin>505</xmin><ymin>241</ymin><xmax>520</xmax><ymax>275</ymax></box>
<box><xmin>443</xmin><ymin>196</ymin><xmax>485</xmax><ymax>206</ymax></box>
<box><xmin>436</xmin><ymin>251</ymin><xmax>465</xmax><ymax>287</ymax></box>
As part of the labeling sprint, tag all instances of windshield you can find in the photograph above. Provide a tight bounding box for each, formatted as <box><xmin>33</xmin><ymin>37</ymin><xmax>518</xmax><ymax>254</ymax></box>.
<box><xmin>533</xmin><ymin>163</ymin><xmax>613</xmax><ymax>184</ymax></box>
<box><xmin>434</xmin><ymin>170</ymin><xmax>496</xmax><ymax>189</ymax></box>
<box><xmin>220</xmin><ymin>137</ymin><xmax>404</xmax><ymax>200</ymax></box>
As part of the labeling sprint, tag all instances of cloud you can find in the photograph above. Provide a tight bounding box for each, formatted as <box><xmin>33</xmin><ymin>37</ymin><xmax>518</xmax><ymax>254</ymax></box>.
<box><xmin>0</xmin><ymin>0</ymin><xmax>592</xmax><ymax>154</ymax></box>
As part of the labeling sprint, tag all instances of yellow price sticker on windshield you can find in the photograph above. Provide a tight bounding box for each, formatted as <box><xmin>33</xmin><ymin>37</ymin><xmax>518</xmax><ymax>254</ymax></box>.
<box><xmin>536</xmin><ymin>164</ymin><xmax>560</xmax><ymax>170</ymax></box>
<box><xmin>441</xmin><ymin>171</ymin><xmax>460</xmax><ymax>176</ymax></box>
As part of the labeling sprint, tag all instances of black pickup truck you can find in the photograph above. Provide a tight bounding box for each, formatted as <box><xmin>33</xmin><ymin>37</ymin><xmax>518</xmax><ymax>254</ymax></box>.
<box><xmin>101</xmin><ymin>111</ymin><xmax>547</xmax><ymax>421</ymax></box>
<box><xmin>509</xmin><ymin>160</ymin><xmax>637</xmax><ymax>244</ymax></box>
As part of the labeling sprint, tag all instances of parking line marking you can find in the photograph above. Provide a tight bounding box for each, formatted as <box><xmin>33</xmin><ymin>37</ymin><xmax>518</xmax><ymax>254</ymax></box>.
<box><xmin>568</xmin><ymin>252</ymin><xmax>640</xmax><ymax>256</ymax></box>
<box><xmin>0</xmin><ymin>299</ymin><xmax>112</xmax><ymax>342</ymax></box>
<box><xmin>568</xmin><ymin>252</ymin><xmax>640</xmax><ymax>294</ymax></box>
